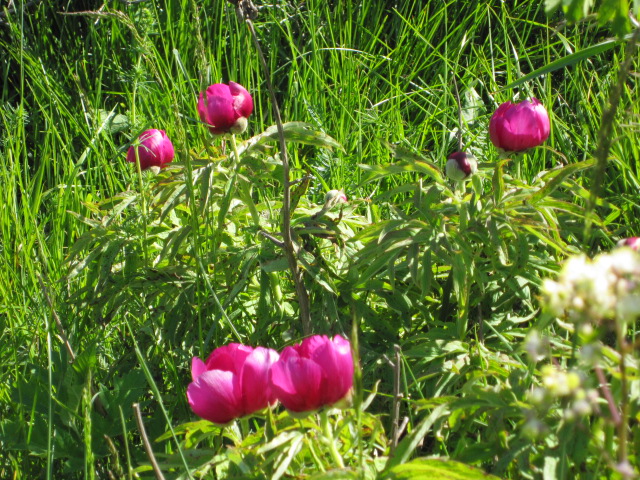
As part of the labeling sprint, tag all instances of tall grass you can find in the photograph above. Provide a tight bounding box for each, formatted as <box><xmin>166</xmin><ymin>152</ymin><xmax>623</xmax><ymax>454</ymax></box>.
<box><xmin>0</xmin><ymin>0</ymin><xmax>638</xmax><ymax>477</ymax></box>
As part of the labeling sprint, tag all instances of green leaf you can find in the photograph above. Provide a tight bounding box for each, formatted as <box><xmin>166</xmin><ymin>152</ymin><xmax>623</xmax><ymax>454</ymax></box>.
<box><xmin>359</xmin><ymin>160</ymin><xmax>443</xmax><ymax>185</ymax></box>
<box><xmin>97</xmin><ymin>109</ymin><xmax>130</xmax><ymax>134</ymax></box>
<box><xmin>565</xmin><ymin>0</ymin><xmax>595</xmax><ymax>22</ymax></box>
<box><xmin>544</xmin><ymin>0</ymin><xmax>562</xmax><ymax>14</ymax></box>
<box><xmin>503</xmin><ymin>37</ymin><xmax>622</xmax><ymax>90</ymax></box>
<box><xmin>309</xmin><ymin>471</ymin><xmax>361</xmax><ymax>479</ymax></box>
<box><xmin>381</xmin><ymin>458</ymin><xmax>501</xmax><ymax>480</ymax></box>
<box><xmin>527</xmin><ymin>159</ymin><xmax>595</xmax><ymax>204</ymax></box>
<box><xmin>238</xmin><ymin>122</ymin><xmax>343</xmax><ymax>157</ymax></box>
<box><xmin>598</xmin><ymin>0</ymin><xmax>630</xmax><ymax>36</ymax></box>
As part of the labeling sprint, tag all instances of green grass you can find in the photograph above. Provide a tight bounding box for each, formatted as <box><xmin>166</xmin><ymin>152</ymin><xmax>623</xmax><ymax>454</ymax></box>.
<box><xmin>1</xmin><ymin>0</ymin><xmax>639</xmax><ymax>478</ymax></box>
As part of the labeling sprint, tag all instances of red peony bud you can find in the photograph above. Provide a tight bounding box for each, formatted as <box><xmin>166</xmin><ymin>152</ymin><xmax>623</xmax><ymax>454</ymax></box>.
<box><xmin>126</xmin><ymin>129</ymin><xmax>175</xmax><ymax>170</ymax></box>
<box><xmin>445</xmin><ymin>151</ymin><xmax>478</xmax><ymax>181</ymax></box>
<box><xmin>617</xmin><ymin>237</ymin><xmax>640</xmax><ymax>251</ymax></box>
<box><xmin>197</xmin><ymin>82</ymin><xmax>253</xmax><ymax>135</ymax></box>
<box><xmin>489</xmin><ymin>98</ymin><xmax>550</xmax><ymax>152</ymax></box>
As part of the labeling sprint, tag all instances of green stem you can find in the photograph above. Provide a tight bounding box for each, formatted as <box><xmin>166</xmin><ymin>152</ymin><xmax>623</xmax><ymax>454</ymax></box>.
<box><xmin>230</xmin><ymin>134</ymin><xmax>261</xmax><ymax>227</ymax></box>
<box><xmin>134</xmin><ymin>150</ymin><xmax>150</xmax><ymax>268</ymax></box>
<box><xmin>615</xmin><ymin>322</ymin><xmax>629</xmax><ymax>464</ymax></box>
<box><xmin>320</xmin><ymin>410</ymin><xmax>345</xmax><ymax>469</ymax></box>
<box><xmin>513</xmin><ymin>154</ymin><xmax>522</xmax><ymax>181</ymax></box>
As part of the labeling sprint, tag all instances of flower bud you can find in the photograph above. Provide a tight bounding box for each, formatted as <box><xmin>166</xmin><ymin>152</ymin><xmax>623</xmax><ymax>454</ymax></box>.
<box><xmin>323</xmin><ymin>189</ymin><xmax>348</xmax><ymax>208</ymax></box>
<box><xmin>126</xmin><ymin>129</ymin><xmax>175</xmax><ymax>170</ymax></box>
<box><xmin>445</xmin><ymin>151</ymin><xmax>477</xmax><ymax>181</ymax></box>
<box><xmin>489</xmin><ymin>98</ymin><xmax>550</xmax><ymax>152</ymax></box>
<box><xmin>197</xmin><ymin>82</ymin><xmax>253</xmax><ymax>135</ymax></box>
<box><xmin>617</xmin><ymin>237</ymin><xmax>640</xmax><ymax>251</ymax></box>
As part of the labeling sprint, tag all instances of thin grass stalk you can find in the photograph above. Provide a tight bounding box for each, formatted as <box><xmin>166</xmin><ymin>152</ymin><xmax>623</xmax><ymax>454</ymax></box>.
<box><xmin>615</xmin><ymin>322</ymin><xmax>629</xmax><ymax>465</ymax></box>
<box><xmin>126</xmin><ymin>320</ymin><xmax>194</xmax><ymax>479</ymax></box>
<box><xmin>46</xmin><ymin>313</ymin><xmax>53</xmax><ymax>480</ymax></box>
<box><xmin>133</xmin><ymin>403</ymin><xmax>166</xmax><ymax>480</ymax></box>
<box><xmin>235</xmin><ymin>4</ymin><xmax>311</xmax><ymax>335</ymax></box>
<box><xmin>119</xmin><ymin>406</ymin><xmax>134</xmax><ymax>480</ymax></box>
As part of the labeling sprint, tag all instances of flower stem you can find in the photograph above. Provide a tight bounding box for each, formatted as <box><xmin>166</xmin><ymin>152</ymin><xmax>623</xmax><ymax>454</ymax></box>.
<box><xmin>134</xmin><ymin>151</ymin><xmax>150</xmax><ymax>267</ymax></box>
<box><xmin>615</xmin><ymin>323</ymin><xmax>629</xmax><ymax>464</ymax></box>
<box><xmin>230</xmin><ymin>134</ymin><xmax>261</xmax><ymax>227</ymax></box>
<box><xmin>319</xmin><ymin>410</ymin><xmax>345</xmax><ymax>469</ymax></box>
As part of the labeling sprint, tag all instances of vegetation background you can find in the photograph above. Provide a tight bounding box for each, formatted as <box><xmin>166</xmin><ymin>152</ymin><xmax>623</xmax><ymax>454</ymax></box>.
<box><xmin>1</xmin><ymin>0</ymin><xmax>639</xmax><ymax>478</ymax></box>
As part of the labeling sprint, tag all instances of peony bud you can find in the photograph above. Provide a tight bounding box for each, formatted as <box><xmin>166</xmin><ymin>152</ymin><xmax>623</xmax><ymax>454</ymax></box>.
<box><xmin>187</xmin><ymin>343</ymin><xmax>279</xmax><ymax>425</ymax></box>
<box><xmin>197</xmin><ymin>82</ymin><xmax>253</xmax><ymax>135</ymax></box>
<box><xmin>445</xmin><ymin>151</ymin><xmax>477</xmax><ymax>181</ymax></box>
<box><xmin>489</xmin><ymin>98</ymin><xmax>550</xmax><ymax>152</ymax></box>
<box><xmin>323</xmin><ymin>189</ymin><xmax>348</xmax><ymax>208</ymax></box>
<box><xmin>617</xmin><ymin>237</ymin><xmax>640</xmax><ymax>251</ymax></box>
<box><xmin>126</xmin><ymin>129</ymin><xmax>175</xmax><ymax>170</ymax></box>
<box><xmin>269</xmin><ymin>335</ymin><xmax>354</xmax><ymax>414</ymax></box>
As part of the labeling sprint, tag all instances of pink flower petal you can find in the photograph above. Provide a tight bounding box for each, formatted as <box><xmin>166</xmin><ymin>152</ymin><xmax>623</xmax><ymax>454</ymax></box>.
<box><xmin>240</xmin><ymin>347</ymin><xmax>280</xmax><ymax>413</ymax></box>
<box><xmin>205</xmin><ymin>343</ymin><xmax>253</xmax><ymax>373</ymax></box>
<box><xmin>187</xmin><ymin>370</ymin><xmax>242</xmax><ymax>424</ymax></box>
<box><xmin>191</xmin><ymin>357</ymin><xmax>207</xmax><ymax>382</ymax></box>
<box><xmin>270</xmin><ymin>354</ymin><xmax>323</xmax><ymax>412</ymax></box>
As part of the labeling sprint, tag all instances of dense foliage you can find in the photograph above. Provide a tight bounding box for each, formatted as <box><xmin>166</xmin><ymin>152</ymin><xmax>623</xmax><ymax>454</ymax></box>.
<box><xmin>1</xmin><ymin>0</ymin><xmax>639</xmax><ymax>478</ymax></box>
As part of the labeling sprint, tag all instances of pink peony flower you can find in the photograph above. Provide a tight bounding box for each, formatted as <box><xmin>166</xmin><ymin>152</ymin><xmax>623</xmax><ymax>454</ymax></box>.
<box><xmin>617</xmin><ymin>237</ymin><xmax>640</xmax><ymax>251</ymax></box>
<box><xmin>187</xmin><ymin>343</ymin><xmax>279</xmax><ymax>424</ymax></box>
<box><xmin>197</xmin><ymin>82</ymin><xmax>254</xmax><ymax>135</ymax></box>
<box><xmin>489</xmin><ymin>98</ymin><xmax>550</xmax><ymax>152</ymax></box>
<box><xmin>269</xmin><ymin>335</ymin><xmax>354</xmax><ymax>414</ymax></box>
<box><xmin>126</xmin><ymin>129</ymin><xmax>175</xmax><ymax>170</ymax></box>
<box><xmin>445</xmin><ymin>151</ymin><xmax>478</xmax><ymax>181</ymax></box>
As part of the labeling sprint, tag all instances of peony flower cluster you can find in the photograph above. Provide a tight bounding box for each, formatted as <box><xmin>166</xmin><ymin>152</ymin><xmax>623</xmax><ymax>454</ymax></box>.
<box><xmin>187</xmin><ymin>335</ymin><xmax>354</xmax><ymax>425</ymax></box>
<box><xmin>541</xmin><ymin>249</ymin><xmax>640</xmax><ymax>325</ymax></box>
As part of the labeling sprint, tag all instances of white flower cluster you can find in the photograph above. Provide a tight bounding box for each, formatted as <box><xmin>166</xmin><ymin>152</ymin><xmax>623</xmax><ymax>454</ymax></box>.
<box><xmin>527</xmin><ymin>365</ymin><xmax>599</xmax><ymax>421</ymax></box>
<box><xmin>541</xmin><ymin>248</ymin><xmax>640</xmax><ymax>325</ymax></box>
